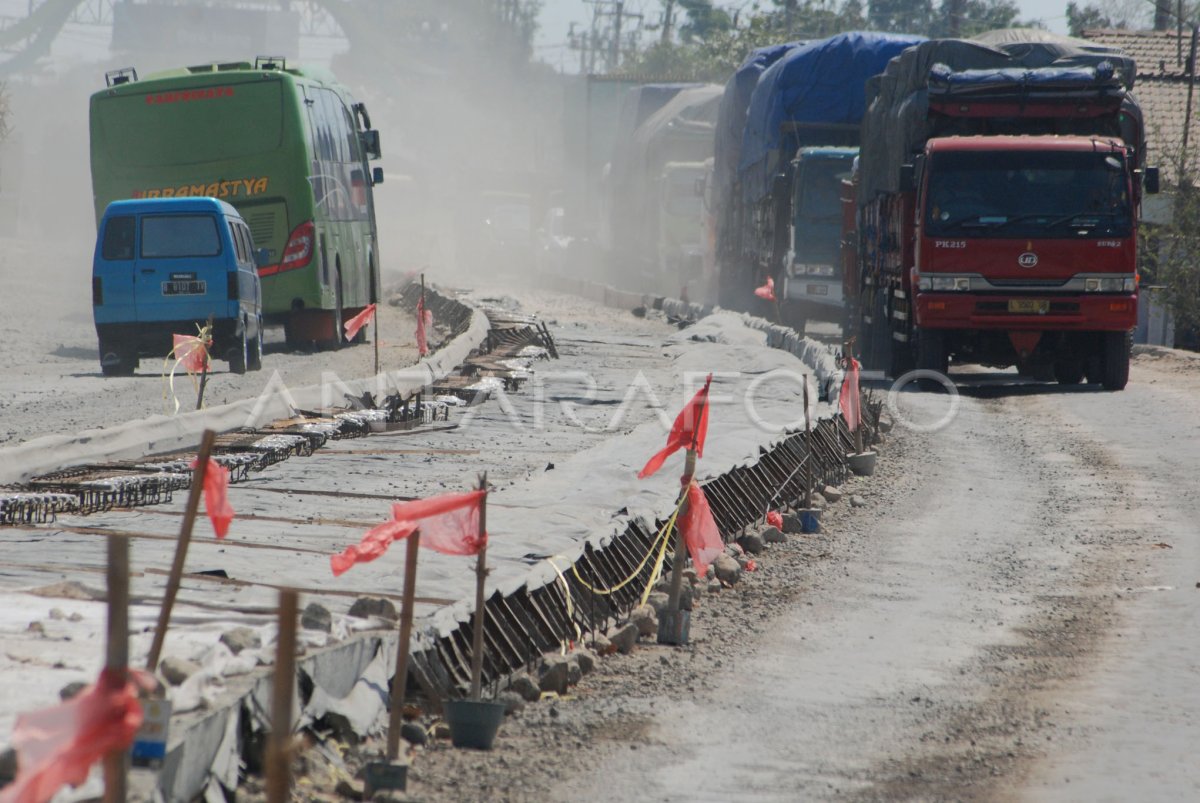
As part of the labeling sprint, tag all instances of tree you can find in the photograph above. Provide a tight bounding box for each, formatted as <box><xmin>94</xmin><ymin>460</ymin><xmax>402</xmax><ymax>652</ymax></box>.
<box><xmin>869</xmin><ymin>0</ymin><xmax>934</xmax><ymax>34</ymax></box>
<box><xmin>929</xmin><ymin>0</ymin><xmax>1024</xmax><ymax>38</ymax></box>
<box><xmin>1064</xmin><ymin>0</ymin><xmax>1151</xmax><ymax>36</ymax></box>
<box><xmin>677</xmin><ymin>0</ymin><xmax>734</xmax><ymax>43</ymax></box>
<box><xmin>1066</xmin><ymin>2</ymin><xmax>1113</xmax><ymax>36</ymax></box>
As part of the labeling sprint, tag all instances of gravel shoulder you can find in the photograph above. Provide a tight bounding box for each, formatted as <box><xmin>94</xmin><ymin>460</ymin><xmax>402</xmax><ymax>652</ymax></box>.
<box><xmin>314</xmin><ymin>348</ymin><xmax>1200</xmax><ymax>803</ymax></box>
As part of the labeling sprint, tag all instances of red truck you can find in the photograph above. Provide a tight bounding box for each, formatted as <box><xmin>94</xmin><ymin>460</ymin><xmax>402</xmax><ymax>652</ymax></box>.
<box><xmin>847</xmin><ymin>33</ymin><xmax>1158</xmax><ymax>390</ymax></box>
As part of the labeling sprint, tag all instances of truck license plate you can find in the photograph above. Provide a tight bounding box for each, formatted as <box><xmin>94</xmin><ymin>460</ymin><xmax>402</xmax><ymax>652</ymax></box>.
<box><xmin>806</xmin><ymin>284</ymin><xmax>829</xmax><ymax>296</ymax></box>
<box><xmin>1008</xmin><ymin>298</ymin><xmax>1048</xmax><ymax>314</ymax></box>
<box><xmin>162</xmin><ymin>280</ymin><xmax>206</xmax><ymax>296</ymax></box>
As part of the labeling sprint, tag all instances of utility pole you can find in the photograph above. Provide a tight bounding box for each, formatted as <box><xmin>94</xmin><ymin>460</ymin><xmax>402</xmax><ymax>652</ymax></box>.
<box><xmin>611</xmin><ymin>1</ymin><xmax>623</xmax><ymax>72</ymax></box>
<box><xmin>947</xmin><ymin>0</ymin><xmax>964</xmax><ymax>37</ymax></box>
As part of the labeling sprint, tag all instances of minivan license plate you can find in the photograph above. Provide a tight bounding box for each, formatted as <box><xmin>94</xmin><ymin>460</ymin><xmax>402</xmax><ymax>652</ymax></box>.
<box><xmin>162</xmin><ymin>280</ymin><xmax>206</xmax><ymax>296</ymax></box>
<box><xmin>1008</xmin><ymin>298</ymin><xmax>1048</xmax><ymax>314</ymax></box>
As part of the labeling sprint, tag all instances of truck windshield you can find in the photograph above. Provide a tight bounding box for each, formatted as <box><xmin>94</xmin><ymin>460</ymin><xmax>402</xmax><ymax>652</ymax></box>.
<box><xmin>924</xmin><ymin>150</ymin><xmax>1131</xmax><ymax>239</ymax></box>
<box><xmin>792</xmin><ymin>158</ymin><xmax>851</xmax><ymax>264</ymax></box>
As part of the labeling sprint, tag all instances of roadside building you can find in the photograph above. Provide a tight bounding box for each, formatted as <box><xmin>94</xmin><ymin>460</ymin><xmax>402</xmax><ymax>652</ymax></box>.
<box><xmin>1083</xmin><ymin>28</ymin><xmax>1199</xmax><ymax>346</ymax></box>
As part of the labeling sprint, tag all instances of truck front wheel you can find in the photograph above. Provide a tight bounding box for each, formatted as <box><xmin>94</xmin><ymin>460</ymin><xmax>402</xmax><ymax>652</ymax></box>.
<box><xmin>1101</xmin><ymin>330</ymin><xmax>1132</xmax><ymax>391</ymax></box>
<box><xmin>917</xmin><ymin>328</ymin><xmax>949</xmax><ymax>376</ymax></box>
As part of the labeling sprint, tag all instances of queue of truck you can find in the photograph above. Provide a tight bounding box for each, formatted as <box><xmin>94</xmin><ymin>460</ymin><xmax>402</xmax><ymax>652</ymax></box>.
<box><xmin>599</xmin><ymin>28</ymin><xmax>1157</xmax><ymax>391</ymax></box>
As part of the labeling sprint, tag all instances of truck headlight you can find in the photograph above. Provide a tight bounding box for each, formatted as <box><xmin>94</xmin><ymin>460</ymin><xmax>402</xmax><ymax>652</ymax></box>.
<box><xmin>1084</xmin><ymin>276</ymin><xmax>1135</xmax><ymax>293</ymax></box>
<box><xmin>929</xmin><ymin>275</ymin><xmax>970</xmax><ymax>291</ymax></box>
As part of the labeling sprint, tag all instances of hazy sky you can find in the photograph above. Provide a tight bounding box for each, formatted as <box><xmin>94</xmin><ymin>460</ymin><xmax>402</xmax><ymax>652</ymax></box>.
<box><xmin>534</xmin><ymin>0</ymin><xmax>1079</xmax><ymax>69</ymax></box>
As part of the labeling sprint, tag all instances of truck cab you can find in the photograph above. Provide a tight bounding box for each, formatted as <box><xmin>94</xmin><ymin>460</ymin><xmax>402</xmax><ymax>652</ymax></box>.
<box><xmin>782</xmin><ymin>147</ymin><xmax>857</xmax><ymax>320</ymax></box>
<box><xmin>911</xmin><ymin>135</ymin><xmax>1145</xmax><ymax>387</ymax></box>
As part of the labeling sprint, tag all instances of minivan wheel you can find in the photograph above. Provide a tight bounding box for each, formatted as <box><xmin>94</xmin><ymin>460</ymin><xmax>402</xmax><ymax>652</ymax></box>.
<box><xmin>228</xmin><ymin>326</ymin><xmax>248</xmax><ymax>374</ymax></box>
<box><xmin>100</xmin><ymin>352</ymin><xmax>136</xmax><ymax>377</ymax></box>
<box><xmin>99</xmin><ymin>343</ymin><xmax>137</xmax><ymax>377</ymax></box>
<box><xmin>247</xmin><ymin>318</ymin><xmax>264</xmax><ymax>371</ymax></box>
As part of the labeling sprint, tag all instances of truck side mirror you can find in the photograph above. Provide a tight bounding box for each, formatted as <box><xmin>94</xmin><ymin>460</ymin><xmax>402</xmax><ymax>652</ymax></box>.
<box><xmin>1144</xmin><ymin>166</ymin><xmax>1160</xmax><ymax>194</ymax></box>
<box><xmin>899</xmin><ymin>163</ymin><xmax>916</xmax><ymax>192</ymax></box>
<box><xmin>372</xmin><ymin>167</ymin><xmax>384</xmax><ymax>186</ymax></box>
<box><xmin>360</xmin><ymin>129</ymin><xmax>381</xmax><ymax>160</ymax></box>
<box><xmin>255</xmin><ymin>248</ymin><xmax>270</xmax><ymax>267</ymax></box>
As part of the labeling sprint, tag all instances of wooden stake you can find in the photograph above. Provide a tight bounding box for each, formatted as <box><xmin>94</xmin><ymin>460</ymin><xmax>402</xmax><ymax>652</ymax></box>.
<box><xmin>196</xmin><ymin>314</ymin><xmax>214</xmax><ymax>411</ymax></box>
<box><xmin>146</xmin><ymin>429</ymin><xmax>216</xmax><ymax>671</ymax></box>
<box><xmin>103</xmin><ymin>535</ymin><xmax>130</xmax><ymax>803</ymax></box>
<box><xmin>387</xmin><ymin>531</ymin><xmax>421</xmax><ymax>761</ymax></box>
<box><xmin>803</xmin><ymin>375</ymin><xmax>813</xmax><ymax>509</ymax></box>
<box><xmin>845</xmin><ymin>339</ymin><xmax>864</xmax><ymax>454</ymax></box>
<box><xmin>373</xmin><ymin>308</ymin><xmax>381</xmax><ymax>377</ymax></box>
<box><xmin>664</xmin><ymin>447</ymin><xmax>697</xmax><ymax>619</ymax></box>
<box><xmin>266</xmin><ymin>589</ymin><xmax>298</xmax><ymax>803</ymax></box>
<box><xmin>469</xmin><ymin>473</ymin><xmax>488</xmax><ymax>701</ymax></box>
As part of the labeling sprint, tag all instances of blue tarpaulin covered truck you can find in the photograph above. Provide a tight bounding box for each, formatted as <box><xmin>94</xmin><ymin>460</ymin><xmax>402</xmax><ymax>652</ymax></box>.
<box><xmin>713</xmin><ymin>32</ymin><xmax>924</xmax><ymax>325</ymax></box>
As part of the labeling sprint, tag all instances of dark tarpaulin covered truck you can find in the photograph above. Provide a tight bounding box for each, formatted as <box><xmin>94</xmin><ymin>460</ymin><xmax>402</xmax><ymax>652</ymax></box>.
<box><xmin>717</xmin><ymin>32</ymin><xmax>924</xmax><ymax>320</ymax></box>
<box><xmin>849</xmin><ymin>30</ymin><xmax>1157</xmax><ymax>389</ymax></box>
<box><xmin>712</xmin><ymin>42</ymin><xmax>802</xmax><ymax>308</ymax></box>
<box><xmin>606</xmin><ymin>84</ymin><xmax>723</xmax><ymax>295</ymax></box>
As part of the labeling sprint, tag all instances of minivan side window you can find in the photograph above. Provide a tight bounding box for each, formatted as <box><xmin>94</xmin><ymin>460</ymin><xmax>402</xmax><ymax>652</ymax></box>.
<box><xmin>141</xmin><ymin>215</ymin><xmax>221</xmax><ymax>258</ymax></box>
<box><xmin>102</xmin><ymin>216</ymin><xmax>135</xmax><ymax>260</ymax></box>
<box><xmin>238</xmin><ymin>224</ymin><xmax>254</xmax><ymax>266</ymax></box>
<box><xmin>230</xmin><ymin>219</ymin><xmax>247</xmax><ymax>264</ymax></box>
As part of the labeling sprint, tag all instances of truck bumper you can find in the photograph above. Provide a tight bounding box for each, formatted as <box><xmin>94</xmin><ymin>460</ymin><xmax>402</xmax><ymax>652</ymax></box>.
<box><xmin>782</xmin><ymin>276</ymin><xmax>843</xmax><ymax>318</ymax></box>
<box><xmin>915</xmin><ymin>293</ymin><xmax>1137</xmax><ymax>332</ymax></box>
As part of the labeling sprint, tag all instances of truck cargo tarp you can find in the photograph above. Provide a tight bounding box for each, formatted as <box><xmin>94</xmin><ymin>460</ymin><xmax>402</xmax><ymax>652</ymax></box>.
<box><xmin>713</xmin><ymin>42</ymin><xmax>802</xmax><ymax>234</ymax></box>
<box><xmin>738</xmin><ymin>32</ymin><xmax>926</xmax><ymax>204</ymax></box>
<box><xmin>858</xmin><ymin>30</ymin><xmax>1140</xmax><ymax>203</ymax></box>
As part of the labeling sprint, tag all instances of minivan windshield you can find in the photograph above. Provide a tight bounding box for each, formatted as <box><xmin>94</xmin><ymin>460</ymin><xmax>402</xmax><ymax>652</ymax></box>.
<box><xmin>924</xmin><ymin>150</ymin><xmax>1132</xmax><ymax>239</ymax></box>
<box><xmin>141</xmin><ymin>215</ymin><xmax>222</xmax><ymax>258</ymax></box>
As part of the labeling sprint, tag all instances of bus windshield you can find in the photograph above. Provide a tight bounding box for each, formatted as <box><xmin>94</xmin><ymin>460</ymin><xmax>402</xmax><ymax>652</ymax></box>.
<box><xmin>924</xmin><ymin>150</ymin><xmax>1132</xmax><ymax>239</ymax></box>
<box><xmin>94</xmin><ymin>81</ymin><xmax>283</xmax><ymax>167</ymax></box>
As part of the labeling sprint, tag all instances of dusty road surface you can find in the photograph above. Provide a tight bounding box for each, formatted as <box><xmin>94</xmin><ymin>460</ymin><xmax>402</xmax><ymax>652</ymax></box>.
<box><xmin>0</xmin><ymin>235</ymin><xmax>423</xmax><ymax>448</ymax></box>
<box><xmin>538</xmin><ymin>349</ymin><xmax>1200</xmax><ymax>802</ymax></box>
<box><xmin>364</xmin><ymin>346</ymin><xmax>1197</xmax><ymax>803</ymax></box>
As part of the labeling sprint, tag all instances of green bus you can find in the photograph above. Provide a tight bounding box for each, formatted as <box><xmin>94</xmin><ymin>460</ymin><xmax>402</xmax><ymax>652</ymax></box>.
<box><xmin>89</xmin><ymin>58</ymin><xmax>383</xmax><ymax>348</ymax></box>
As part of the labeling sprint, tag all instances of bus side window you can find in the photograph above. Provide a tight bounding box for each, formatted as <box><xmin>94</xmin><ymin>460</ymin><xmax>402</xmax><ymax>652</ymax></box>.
<box><xmin>102</xmin><ymin>216</ymin><xmax>135</xmax><ymax>260</ymax></box>
<box><xmin>341</xmin><ymin>102</ymin><xmax>362</xmax><ymax>163</ymax></box>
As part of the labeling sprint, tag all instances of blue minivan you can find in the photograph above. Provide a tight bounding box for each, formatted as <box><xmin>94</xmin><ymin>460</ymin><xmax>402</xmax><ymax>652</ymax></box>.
<box><xmin>92</xmin><ymin>197</ymin><xmax>264</xmax><ymax>376</ymax></box>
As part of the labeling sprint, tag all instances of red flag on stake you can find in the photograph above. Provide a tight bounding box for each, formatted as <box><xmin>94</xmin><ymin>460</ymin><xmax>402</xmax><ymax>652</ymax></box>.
<box><xmin>343</xmin><ymin>303</ymin><xmax>376</xmax><ymax>342</ymax></box>
<box><xmin>680</xmin><ymin>481</ymin><xmax>724</xmax><ymax>579</ymax></box>
<box><xmin>840</xmin><ymin>357</ymin><xmax>862</xmax><ymax>432</ymax></box>
<box><xmin>638</xmin><ymin>374</ymin><xmax>713</xmax><ymax>479</ymax></box>
<box><xmin>191</xmin><ymin>457</ymin><xmax>234</xmax><ymax>538</ymax></box>
<box><xmin>392</xmin><ymin>490</ymin><xmax>485</xmax><ymax>555</ymax></box>
<box><xmin>330</xmin><ymin>519</ymin><xmax>416</xmax><ymax>577</ymax></box>
<box><xmin>0</xmin><ymin>669</ymin><xmax>150</xmax><ymax>803</ymax></box>
<box><xmin>171</xmin><ymin>333</ymin><xmax>209</xmax><ymax>374</ymax></box>
<box><xmin>415</xmin><ymin>296</ymin><xmax>432</xmax><ymax>356</ymax></box>
<box><xmin>754</xmin><ymin>276</ymin><xmax>776</xmax><ymax>302</ymax></box>
<box><xmin>329</xmin><ymin>490</ymin><xmax>488</xmax><ymax>576</ymax></box>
